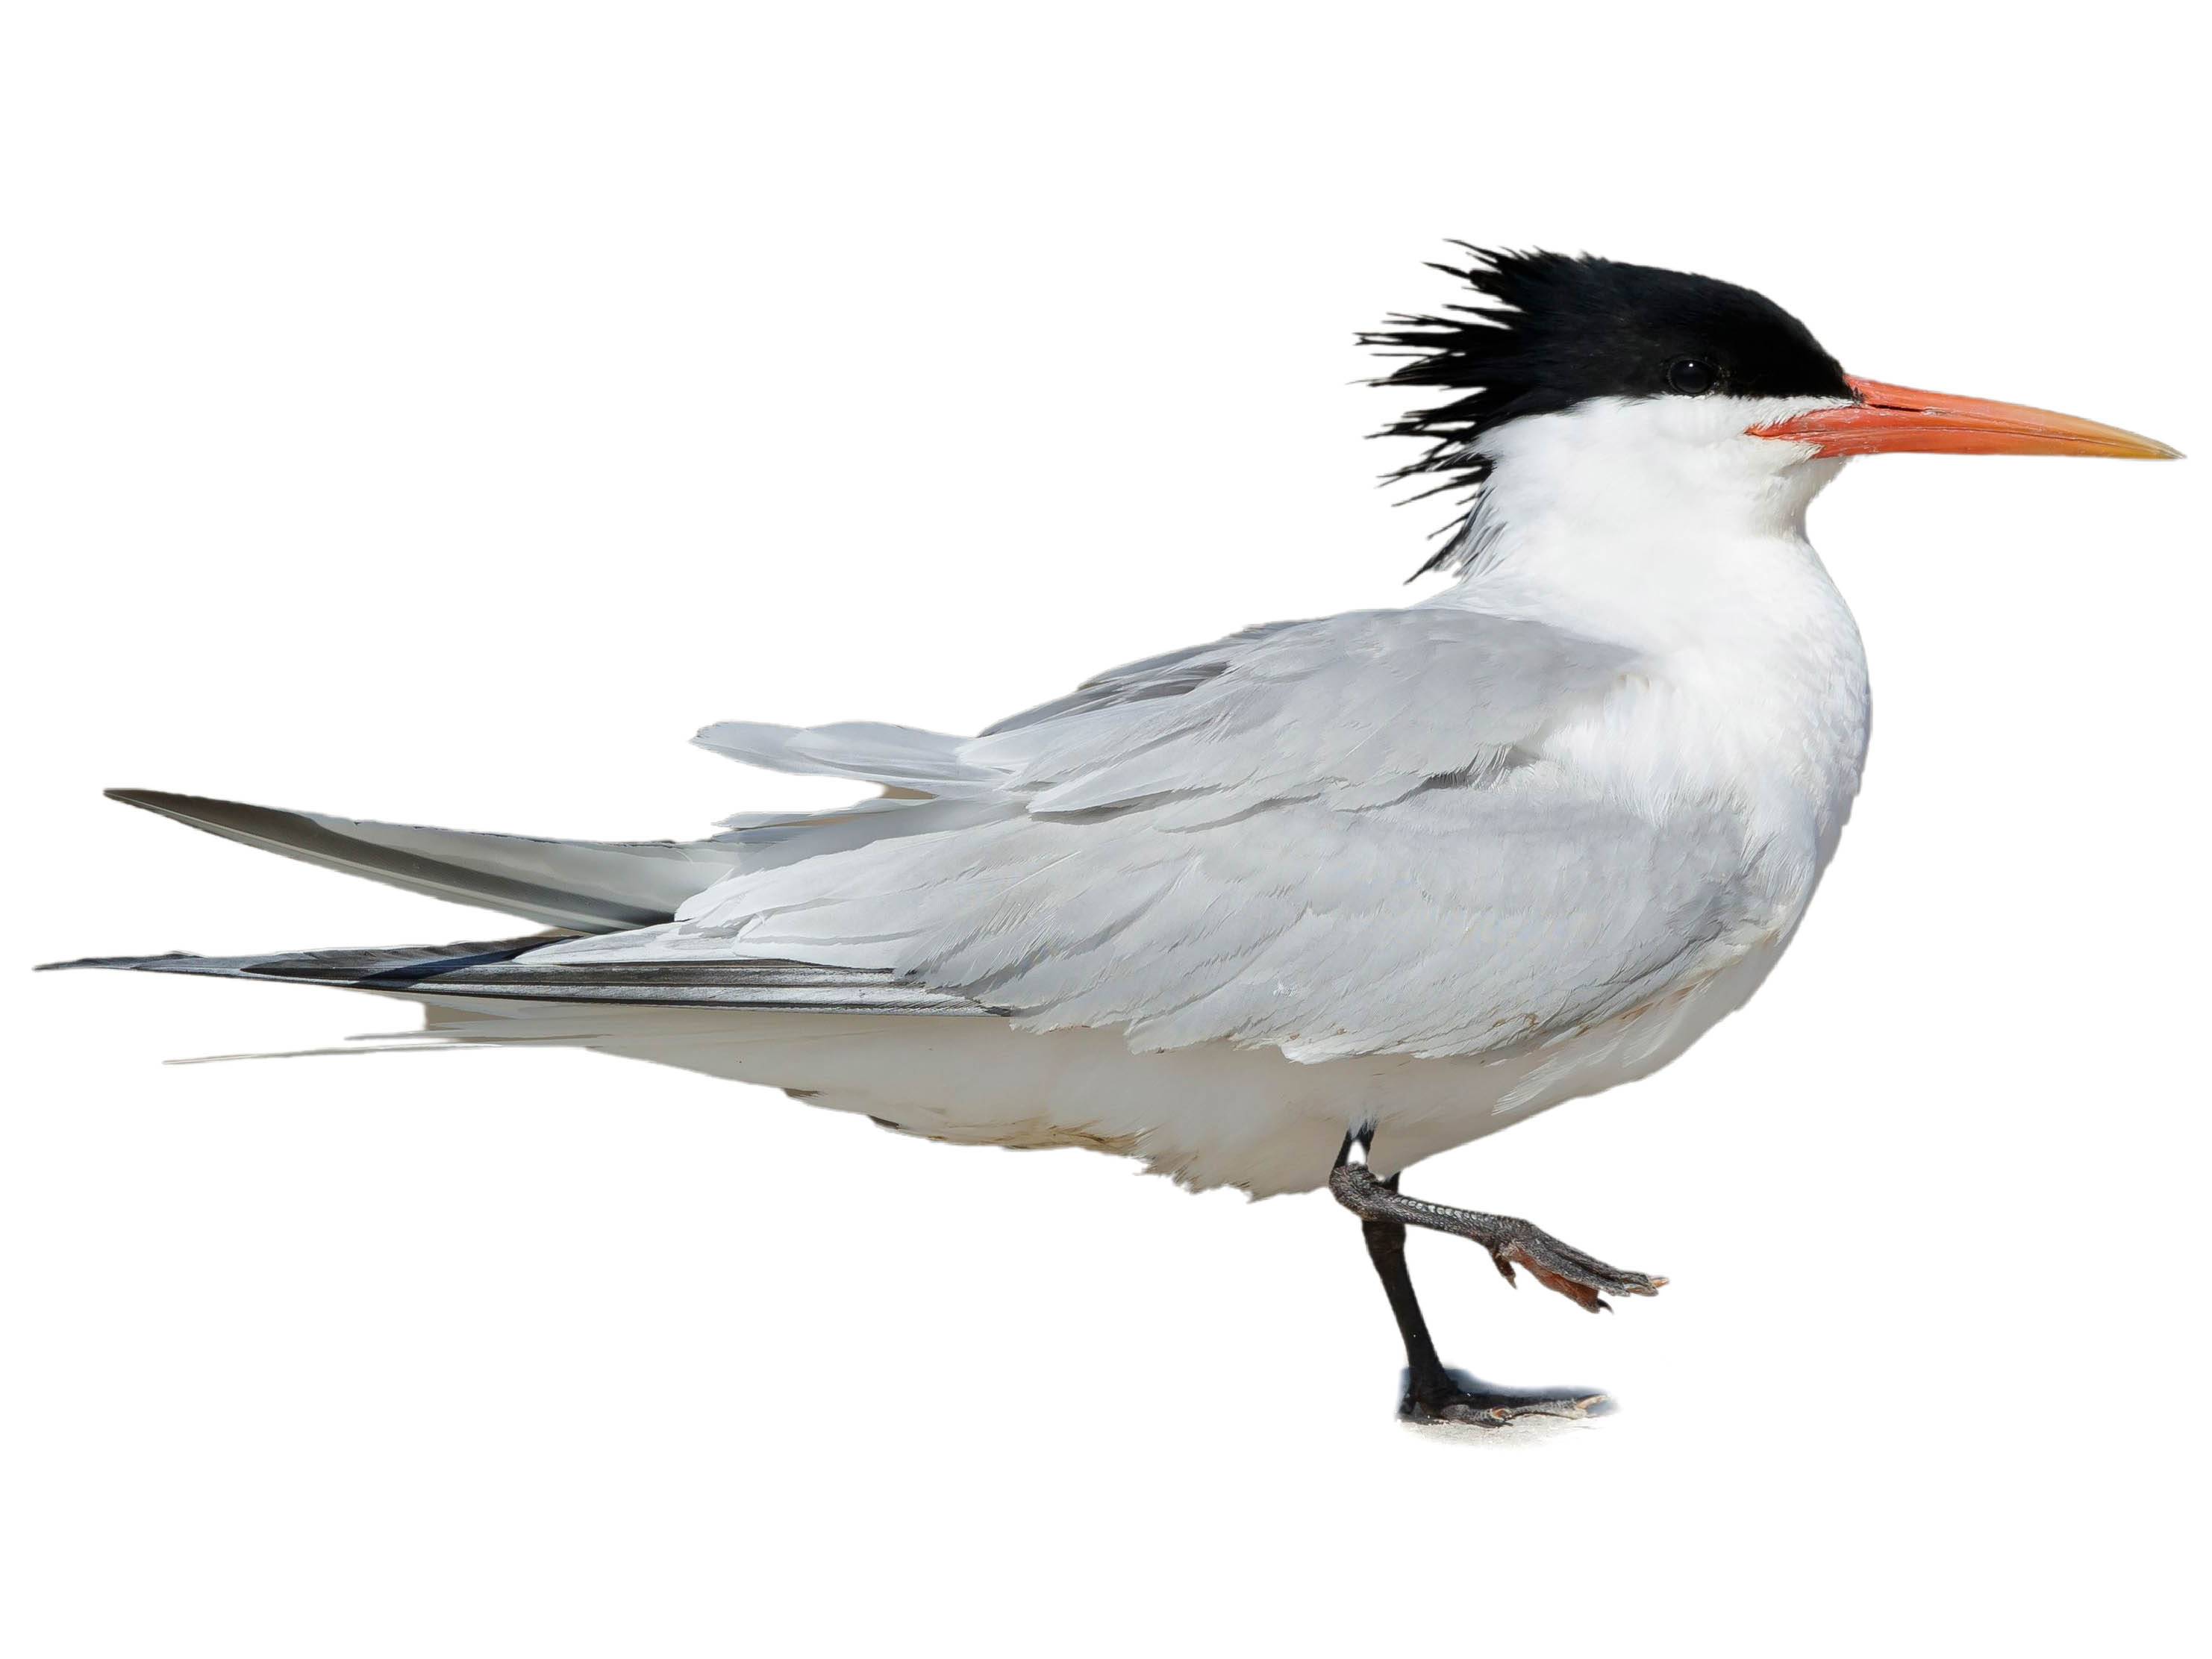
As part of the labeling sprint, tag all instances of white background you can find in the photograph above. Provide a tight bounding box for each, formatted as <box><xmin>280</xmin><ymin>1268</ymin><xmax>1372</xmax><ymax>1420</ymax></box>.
<box><xmin>6</xmin><ymin>4</ymin><xmax>2206</xmax><ymax>1655</ymax></box>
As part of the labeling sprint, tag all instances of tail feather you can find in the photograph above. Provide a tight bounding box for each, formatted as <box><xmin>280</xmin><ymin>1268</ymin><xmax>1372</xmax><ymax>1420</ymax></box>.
<box><xmin>692</xmin><ymin>720</ymin><xmax>998</xmax><ymax>794</ymax></box>
<box><xmin>104</xmin><ymin>790</ymin><xmax>749</xmax><ymax>932</ymax></box>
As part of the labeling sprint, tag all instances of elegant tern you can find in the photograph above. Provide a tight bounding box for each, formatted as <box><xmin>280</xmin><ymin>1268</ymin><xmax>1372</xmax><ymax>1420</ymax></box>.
<box><xmin>50</xmin><ymin>248</ymin><xmax>2178</xmax><ymax>1424</ymax></box>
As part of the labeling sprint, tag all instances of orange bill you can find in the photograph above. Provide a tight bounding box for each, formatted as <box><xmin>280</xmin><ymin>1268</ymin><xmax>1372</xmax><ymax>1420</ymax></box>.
<box><xmin>1755</xmin><ymin>376</ymin><xmax>2180</xmax><ymax>460</ymax></box>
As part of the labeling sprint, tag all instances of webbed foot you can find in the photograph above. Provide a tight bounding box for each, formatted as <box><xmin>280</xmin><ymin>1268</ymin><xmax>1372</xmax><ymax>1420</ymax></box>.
<box><xmin>1399</xmin><ymin>1367</ymin><xmax>1612</xmax><ymax>1425</ymax></box>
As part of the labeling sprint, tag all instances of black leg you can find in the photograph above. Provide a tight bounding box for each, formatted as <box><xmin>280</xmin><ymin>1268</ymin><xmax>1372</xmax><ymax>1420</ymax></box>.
<box><xmin>1336</xmin><ymin>1129</ymin><xmax>1656</xmax><ymax>1425</ymax></box>
<box><xmin>1358</xmin><ymin>1181</ymin><xmax>1452</xmax><ymax>1394</ymax></box>
<box><xmin>1331</xmin><ymin>1130</ymin><xmax>1664</xmax><ymax>1310</ymax></box>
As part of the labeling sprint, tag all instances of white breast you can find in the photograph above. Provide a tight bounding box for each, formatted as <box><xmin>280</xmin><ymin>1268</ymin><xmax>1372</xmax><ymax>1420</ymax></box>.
<box><xmin>1440</xmin><ymin>393</ymin><xmax>1873</xmax><ymax>923</ymax></box>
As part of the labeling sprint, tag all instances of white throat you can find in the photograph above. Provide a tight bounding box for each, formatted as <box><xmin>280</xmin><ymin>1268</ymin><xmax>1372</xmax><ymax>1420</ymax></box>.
<box><xmin>1427</xmin><ymin>394</ymin><xmax>1874</xmax><ymax>899</ymax></box>
<box><xmin>1431</xmin><ymin>394</ymin><xmax>1846</xmax><ymax>622</ymax></box>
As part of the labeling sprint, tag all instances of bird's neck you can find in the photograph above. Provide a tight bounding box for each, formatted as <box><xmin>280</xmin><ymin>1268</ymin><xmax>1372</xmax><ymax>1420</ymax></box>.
<box><xmin>1430</xmin><ymin>443</ymin><xmax>1872</xmax><ymax>896</ymax></box>
<box><xmin>1440</xmin><ymin>403</ymin><xmax>1846</xmax><ymax>630</ymax></box>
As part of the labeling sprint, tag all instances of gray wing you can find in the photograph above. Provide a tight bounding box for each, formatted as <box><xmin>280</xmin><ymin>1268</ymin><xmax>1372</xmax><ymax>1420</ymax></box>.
<box><xmin>540</xmin><ymin>605</ymin><xmax>1752</xmax><ymax>1062</ymax></box>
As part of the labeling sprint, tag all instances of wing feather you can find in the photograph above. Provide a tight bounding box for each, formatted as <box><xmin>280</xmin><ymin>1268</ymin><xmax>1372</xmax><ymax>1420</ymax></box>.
<box><xmin>535</xmin><ymin>606</ymin><xmax>1765</xmax><ymax>1060</ymax></box>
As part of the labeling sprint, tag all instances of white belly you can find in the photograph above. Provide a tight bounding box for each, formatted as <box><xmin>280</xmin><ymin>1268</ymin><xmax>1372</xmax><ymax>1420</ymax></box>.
<box><xmin>407</xmin><ymin>931</ymin><xmax>1790</xmax><ymax>1198</ymax></box>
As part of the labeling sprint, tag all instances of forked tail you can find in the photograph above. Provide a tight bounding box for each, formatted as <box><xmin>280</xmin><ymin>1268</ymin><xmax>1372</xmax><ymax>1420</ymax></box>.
<box><xmin>100</xmin><ymin>789</ymin><xmax>750</xmax><ymax>932</ymax></box>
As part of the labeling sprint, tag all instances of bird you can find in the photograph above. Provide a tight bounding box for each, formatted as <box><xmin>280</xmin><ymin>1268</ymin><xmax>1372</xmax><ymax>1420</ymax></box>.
<box><xmin>48</xmin><ymin>248</ymin><xmax>2178</xmax><ymax>1425</ymax></box>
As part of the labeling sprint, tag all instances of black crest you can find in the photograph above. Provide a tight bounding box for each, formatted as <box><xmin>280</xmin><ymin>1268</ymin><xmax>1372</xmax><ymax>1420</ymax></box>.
<box><xmin>1363</xmin><ymin>247</ymin><xmax>1852</xmax><ymax>574</ymax></box>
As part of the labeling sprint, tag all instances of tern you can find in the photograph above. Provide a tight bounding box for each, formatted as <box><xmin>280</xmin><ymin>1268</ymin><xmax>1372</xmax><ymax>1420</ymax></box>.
<box><xmin>51</xmin><ymin>249</ymin><xmax>2178</xmax><ymax>1425</ymax></box>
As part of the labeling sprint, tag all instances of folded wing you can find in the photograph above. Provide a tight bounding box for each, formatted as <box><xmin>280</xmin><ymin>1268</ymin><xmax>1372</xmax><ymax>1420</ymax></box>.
<box><xmin>540</xmin><ymin>607</ymin><xmax>1749</xmax><ymax>1062</ymax></box>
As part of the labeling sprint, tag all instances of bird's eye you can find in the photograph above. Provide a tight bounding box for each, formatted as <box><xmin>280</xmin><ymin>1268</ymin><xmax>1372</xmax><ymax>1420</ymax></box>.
<box><xmin>1666</xmin><ymin>357</ymin><xmax>1719</xmax><ymax>396</ymax></box>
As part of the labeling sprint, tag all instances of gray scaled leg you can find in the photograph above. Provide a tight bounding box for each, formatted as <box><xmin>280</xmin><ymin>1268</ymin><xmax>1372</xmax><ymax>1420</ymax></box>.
<box><xmin>1331</xmin><ymin>1128</ymin><xmax>1664</xmax><ymax>1424</ymax></box>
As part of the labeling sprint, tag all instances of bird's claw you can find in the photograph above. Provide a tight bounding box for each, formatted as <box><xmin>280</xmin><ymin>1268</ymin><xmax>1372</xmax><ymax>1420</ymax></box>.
<box><xmin>1484</xmin><ymin>1220</ymin><xmax>1666</xmax><ymax>1313</ymax></box>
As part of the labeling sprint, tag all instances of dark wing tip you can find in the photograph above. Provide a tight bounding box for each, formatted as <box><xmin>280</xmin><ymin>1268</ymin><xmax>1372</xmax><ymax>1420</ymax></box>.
<box><xmin>37</xmin><ymin>935</ymin><xmax>998</xmax><ymax>1013</ymax></box>
<box><xmin>37</xmin><ymin>937</ymin><xmax>566</xmax><ymax>983</ymax></box>
<box><xmin>105</xmin><ymin>787</ymin><xmax>278</xmax><ymax>828</ymax></box>
<box><xmin>36</xmin><ymin>951</ymin><xmax>202</xmax><ymax>973</ymax></box>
